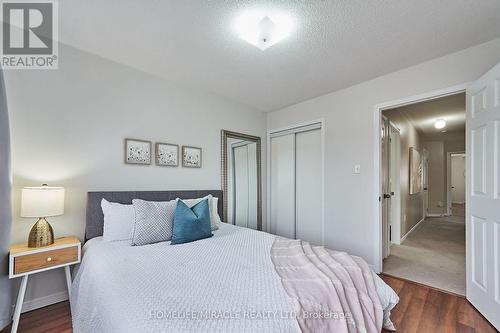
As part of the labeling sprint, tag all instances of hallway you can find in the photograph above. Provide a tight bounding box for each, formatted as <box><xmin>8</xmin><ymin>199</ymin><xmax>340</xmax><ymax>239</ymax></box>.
<box><xmin>383</xmin><ymin>205</ymin><xmax>466</xmax><ymax>295</ymax></box>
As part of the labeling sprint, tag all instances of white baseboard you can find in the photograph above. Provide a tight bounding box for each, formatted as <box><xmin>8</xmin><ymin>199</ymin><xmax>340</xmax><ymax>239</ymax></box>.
<box><xmin>0</xmin><ymin>318</ymin><xmax>10</xmax><ymax>331</ymax></box>
<box><xmin>12</xmin><ymin>291</ymin><xmax>68</xmax><ymax>314</ymax></box>
<box><xmin>426</xmin><ymin>213</ymin><xmax>446</xmax><ymax>217</ymax></box>
<box><xmin>401</xmin><ymin>217</ymin><xmax>425</xmax><ymax>243</ymax></box>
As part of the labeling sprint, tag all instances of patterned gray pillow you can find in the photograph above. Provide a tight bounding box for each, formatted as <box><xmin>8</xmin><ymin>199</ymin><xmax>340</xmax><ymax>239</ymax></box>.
<box><xmin>131</xmin><ymin>199</ymin><xmax>177</xmax><ymax>246</ymax></box>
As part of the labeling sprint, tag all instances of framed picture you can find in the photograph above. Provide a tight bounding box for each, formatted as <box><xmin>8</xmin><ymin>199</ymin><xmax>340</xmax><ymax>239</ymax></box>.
<box><xmin>182</xmin><ymin>146</ymin><xmax>202</xmax><ymax>168</ymax></box>
<box><xmin>124</xmin><ymin>138</ymin><xmax>152</xmax><ymax>165</ymax></box>
<box><xmin>155</xmin><ymin>142</ymin><xmax>179</xmax><ymax>167</ymax></box>
<box><xmin>409</xmin><ymin>147</ymin><xmax>422</xmax><ymax>194</ymax></box>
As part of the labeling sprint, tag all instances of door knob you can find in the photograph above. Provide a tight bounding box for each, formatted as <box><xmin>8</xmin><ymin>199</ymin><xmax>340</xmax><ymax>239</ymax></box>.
<box><xmin>383</xmin><ymin>194</ymin><xmax>391</xmax><ymax>199</ymax></box>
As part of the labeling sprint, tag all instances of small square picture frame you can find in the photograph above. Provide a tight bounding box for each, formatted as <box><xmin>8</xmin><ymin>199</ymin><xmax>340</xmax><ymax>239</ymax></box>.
<box><xmin>155</xmin><ymin>142</ymin><xmax>179</xmax><ymax>167</ymax></box>
<box><xmin>182</xmin><ymin>146</ymin><xmax>202</xmax><ymax>168</ymax></box>
<box><xmin>124</xmin><ymin>138</ymin><xmax>152</xmax><ymax>165</ymax></box>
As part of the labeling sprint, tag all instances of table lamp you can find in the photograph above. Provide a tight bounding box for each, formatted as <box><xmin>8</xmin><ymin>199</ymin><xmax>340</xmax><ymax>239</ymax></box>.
<box><xmin>21</xmin><ymin>184</ymin><xmax>65</xmax><ymax>247</ymax></box>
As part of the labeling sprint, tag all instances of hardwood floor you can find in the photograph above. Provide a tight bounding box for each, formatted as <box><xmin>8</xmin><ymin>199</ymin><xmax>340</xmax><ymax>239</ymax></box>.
<box><xmin>381</xmin><ymin>274</ymin><xmax>498</xmax><ymax>333</ymax></box>
<box><xmin>0</xmin><ymin>301</ymin><xmax>72</xmax><ymax>333</ymax></box>
<box><xmin>1</xmin><ymin>275</ymin><xmax>497</xmax><ymax>333</ymax></box>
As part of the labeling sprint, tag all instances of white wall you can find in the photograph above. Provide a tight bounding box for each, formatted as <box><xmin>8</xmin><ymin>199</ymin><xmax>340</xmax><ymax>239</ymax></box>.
<box><xmin>6</xmin><ymin>43</ymin><xmax>266</xmax><ymax>308</ymax></box>
<box><xmin>0</xmin><ymin>69</ymin><xmax>12</xmax><ymax>330</ymax></box>
<box><xmin>267</xmin><ymin>38</ymin><xmax>500</xmax><ymax>269</ymax></box>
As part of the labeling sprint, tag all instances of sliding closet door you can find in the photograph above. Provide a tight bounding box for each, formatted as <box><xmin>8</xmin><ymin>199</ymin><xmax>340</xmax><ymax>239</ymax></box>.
<box><xmin>270</xmin><ymin>122</ymin><xmax>323</xmax><ymax>243</ymax></box>
<box><xmin>270</xmin><ymin>134</ymin><xmax>295</xmax><ymax>239</ymax></box>
<box><xmin>295</xmin><ymin>129</ymin><xmax>322</xmax><ymax>245</ymax></box>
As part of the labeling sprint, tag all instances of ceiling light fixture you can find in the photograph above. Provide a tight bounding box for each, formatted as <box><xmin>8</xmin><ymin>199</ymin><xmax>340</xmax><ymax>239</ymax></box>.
<box><xmin>434</xmin><ymin>119</ymin><xmax>446</xmax><ymax>129</ymax></box>
<box><xmin>235</xmin><ymin>11</ymin><xmax>293</xmax><ymax>50</ymax></box>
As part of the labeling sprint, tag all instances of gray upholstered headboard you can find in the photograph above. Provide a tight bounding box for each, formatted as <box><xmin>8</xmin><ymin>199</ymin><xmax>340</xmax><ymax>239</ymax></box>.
<box><xmin>86</xmin><ymin>190</ymin><xmax>223</xmax><ymax>241</ymax></box>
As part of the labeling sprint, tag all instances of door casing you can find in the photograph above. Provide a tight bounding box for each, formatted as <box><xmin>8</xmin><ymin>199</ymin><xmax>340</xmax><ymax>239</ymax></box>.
<box><xmin>374</xmin><ymin>83</ymin><xmax>469</xmax><ymax>273</ymax></box>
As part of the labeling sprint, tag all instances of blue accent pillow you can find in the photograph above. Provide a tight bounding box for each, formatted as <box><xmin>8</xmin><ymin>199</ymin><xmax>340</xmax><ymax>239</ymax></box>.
<box><xmin>171</xmin><ymin>198</ymin><xmax>213</xmax><ymax>245</ymax></box>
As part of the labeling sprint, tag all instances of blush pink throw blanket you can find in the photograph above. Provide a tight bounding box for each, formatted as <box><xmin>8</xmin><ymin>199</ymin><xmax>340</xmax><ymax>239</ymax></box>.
<box><xmin>271</xmin><ymin>237</ymin><xmax>383</xmax><ymax>333</ymax></box>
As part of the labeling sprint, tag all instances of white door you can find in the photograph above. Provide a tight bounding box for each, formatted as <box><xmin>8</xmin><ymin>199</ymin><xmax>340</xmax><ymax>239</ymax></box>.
<box><xmin>269</xmin><ymin>122</ymin><xmax>323</xmax><ymax>242</ymax></box>
<box><xmin>389</xmin><ymin>125</ymin><xmax>401</xmax><ymax>245</ymax></box>
<box><xmin>451</xmin><ymin>154</ymin><xmax>466</xmax><ymax>204</ymax></box>
<box><xmin>270</xmin><ymin>134</ymin><xmax>296</xmax><ymax>239</ymax></box>
<box><xmin>466</xmin><ymin>62</ymin><xmax>500</xmax><ymax>330</ymax></box>
<box><xmin>381</xmin><ymin>116</ymin><xmax>391</xmax><ymax>258</ymax></box>
<box><xmin>295</xmin><ymin>129</ymin><xmax>322</xmax><ymax>245</ymax></box>
<box><xmin>422</xmin><ymin>149</ymin><xmax>429</xmax><ymax>218</ymax></box>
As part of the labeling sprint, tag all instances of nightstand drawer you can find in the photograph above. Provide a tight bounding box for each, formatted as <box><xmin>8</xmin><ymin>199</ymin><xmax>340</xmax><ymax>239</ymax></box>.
<box><xmin>14</xmin><ymin>246</ymin><xmax>78</xmax><ymax>274</ymax></box>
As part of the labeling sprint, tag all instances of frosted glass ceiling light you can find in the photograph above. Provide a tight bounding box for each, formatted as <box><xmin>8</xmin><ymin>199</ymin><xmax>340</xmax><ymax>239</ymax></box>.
<box><xmin>434</xmin><ymin>119</ymin><xmax>447</xmax><ymax>129</ymax></box>
<box><xmin>235</xmin><ymin>11</ymin><xmax>293</xmax><ymax>50</ymax></box>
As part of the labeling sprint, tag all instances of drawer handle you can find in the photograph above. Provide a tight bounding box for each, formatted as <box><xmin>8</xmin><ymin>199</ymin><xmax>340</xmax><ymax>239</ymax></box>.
<box><xmin>46</xmin><ymin>257</ymin><xmax>52</xmax><ymax>262</ymax></box>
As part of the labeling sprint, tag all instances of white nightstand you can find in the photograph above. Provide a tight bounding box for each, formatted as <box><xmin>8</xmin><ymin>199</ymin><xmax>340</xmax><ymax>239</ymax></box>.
<box><xmin>9</xmin><ymin>236</ymin><xmax>81</xmax><ymax>333</ymax></box>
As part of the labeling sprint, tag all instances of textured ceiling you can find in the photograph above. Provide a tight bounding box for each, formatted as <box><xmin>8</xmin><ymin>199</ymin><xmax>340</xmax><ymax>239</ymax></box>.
<box><xmin>389</xmin><ymin>93</ymin><xmax>466</xmax><ymax>134</ymax></box>
<box><xmin>58</xmin><ymin>0</ymin><xmax>500</xmax><ymax>111</ymax></box>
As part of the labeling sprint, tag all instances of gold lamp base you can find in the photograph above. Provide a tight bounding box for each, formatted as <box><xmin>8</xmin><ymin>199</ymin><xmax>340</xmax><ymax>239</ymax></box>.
<box><xmin>28</xmin><ymin>217</ymin><xmax>54</xmax><ymax>248</ymax></box>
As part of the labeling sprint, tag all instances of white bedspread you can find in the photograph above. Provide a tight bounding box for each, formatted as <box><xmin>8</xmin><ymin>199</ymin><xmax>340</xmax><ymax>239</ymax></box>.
<box><xmin>72</xmin><ymin>223</ymin><xmax>301</xmax><ymax>332</ymax></box>
<box><xmin>71</xmin><ymin>223</ymin><xmax>397</xmax><ymax>333</ymax></box>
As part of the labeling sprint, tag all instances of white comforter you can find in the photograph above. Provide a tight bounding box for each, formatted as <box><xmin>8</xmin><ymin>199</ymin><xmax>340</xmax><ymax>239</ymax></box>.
<box><xmin>71</xmin><ymin>223</ymin><xmax>397</xmax><ymax>333</ymax></box>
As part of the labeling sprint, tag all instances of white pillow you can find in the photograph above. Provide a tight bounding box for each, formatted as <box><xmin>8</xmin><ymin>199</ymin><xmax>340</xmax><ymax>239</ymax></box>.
<box><xmin>101</xmin><ymin>199</ymin><xmax>135</xmax><ymax>242</ymax></box>
<box><xmin>182</xmin><ymin>195</ymin><xmax>220</xmax><ymax>230</ymax></box>
<box><xmin>212</xmin><ymin>197</ymin><xmax>223</xmax><ymax>224</ymax></box>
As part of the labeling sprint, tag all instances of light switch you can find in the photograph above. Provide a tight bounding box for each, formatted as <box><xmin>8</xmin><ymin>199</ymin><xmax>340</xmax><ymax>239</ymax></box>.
<box><xmin>354</xmin><ymin>164</ymin><xmax>361</xmax><ymax>174</ymax></box>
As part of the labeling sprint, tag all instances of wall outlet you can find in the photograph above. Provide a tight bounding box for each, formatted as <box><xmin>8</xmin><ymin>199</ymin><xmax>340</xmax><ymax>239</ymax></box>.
<box><xmin>354</xmin><ymin>164</ymin><xmax>361</xmax><ymax>174</ymax></box>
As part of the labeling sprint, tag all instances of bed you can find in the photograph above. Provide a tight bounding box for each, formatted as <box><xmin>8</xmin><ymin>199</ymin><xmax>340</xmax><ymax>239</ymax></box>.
<box><xmin>71</xmin><ymin>190</ymin><xmax>398</xmax><ymax>333</ymax></box>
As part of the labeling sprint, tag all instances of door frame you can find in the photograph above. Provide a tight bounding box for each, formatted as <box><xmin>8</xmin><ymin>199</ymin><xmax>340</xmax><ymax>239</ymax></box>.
<box><xmin>447</xmin><ymin>151</ymin><xmax>466</xmax><ymax>216</ymax></box>
<box><xmin>267</xmin><ymin>119</ymin><xmax>325</xmax><ymax>243</ymax></box>
<box><xmin>373</xmin><ymin>83</ymin><xmax>469</xmax><ymax>273</ymax></box>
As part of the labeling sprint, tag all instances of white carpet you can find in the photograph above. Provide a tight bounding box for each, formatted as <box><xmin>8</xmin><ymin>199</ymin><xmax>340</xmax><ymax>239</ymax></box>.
<box><xmin>383</xmin><ymin>208</ymin><xmax>465</xmax><ymax>295</ymax></box>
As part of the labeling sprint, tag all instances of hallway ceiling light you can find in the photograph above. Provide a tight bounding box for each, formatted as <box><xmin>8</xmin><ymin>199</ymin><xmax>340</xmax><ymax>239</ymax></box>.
<box><xmin>235</xmin><ymin>11</ymin><xmax>293</xmax><ymax>50</ymax></box>
<box><xmin>434</xmin><ymin>119</ymin><xmax>447</xmax><ymax>129</ymax></box>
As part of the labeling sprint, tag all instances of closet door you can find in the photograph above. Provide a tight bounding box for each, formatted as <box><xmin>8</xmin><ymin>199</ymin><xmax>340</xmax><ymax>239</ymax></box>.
<box><xmin>295</xmin><ymin>129</ymin><xmax>322</xmax><ymax>245</ymax></box>
<box><xmin>270</xmin><ymin>134</ymin><xmax>296</xmax><ymax>239</ymax></box>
